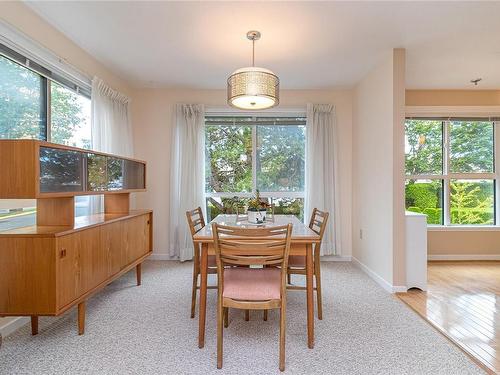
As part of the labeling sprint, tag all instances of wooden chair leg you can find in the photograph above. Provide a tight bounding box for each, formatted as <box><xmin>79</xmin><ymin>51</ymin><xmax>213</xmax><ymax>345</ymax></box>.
<box><xmin>263</xmin><ymin>310</ymin><xmax>268</xmax><ymax>321</ymax></box>
<box><xmin>279</xmin><ymin>304</ymin><xmax>286</xmax><ymax>371</ymax></box>
<box><xmin>217</xmin><ymin>299</ymin><xmax>223</xmax><ymax>369</ymax></box>
<box><xmin>314</xmin><ymin>250</ymin><xmax>323</xmax><ymax>320</ymax></box>
<box><xmin>136</xmin><ymin>263</ymin><xmax>142</xmax><ymax>286</ymax></box>
<box><xmin>191</xmin><ymin>249</ymin><xmax>200</xmax><ymax>318</ymax></box>
<box><xmin>30</xmin><ymin>316</ymin><xmax>38</xmax><ymax>335</ymax></box>
<box><xmin>245</xmin><ymin>310</ymin><xmax>250</xmax><ymax>321</ymax></box>
<box><xmin>224</xmin><ymin>307</ymin><xmax>229</xmax><ymax>328</ymax></box>
<box><xmin>78</xmin><ymin>301</ymin><xmax>86</xmax><ymax>335</ymax></box>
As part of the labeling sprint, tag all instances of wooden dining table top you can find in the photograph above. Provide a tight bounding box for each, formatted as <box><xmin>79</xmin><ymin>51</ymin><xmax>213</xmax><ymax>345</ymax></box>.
<box><xmin>193</xmin><ymin>214</ymin><xmax>321</xmax><ymax>242</ymax></box>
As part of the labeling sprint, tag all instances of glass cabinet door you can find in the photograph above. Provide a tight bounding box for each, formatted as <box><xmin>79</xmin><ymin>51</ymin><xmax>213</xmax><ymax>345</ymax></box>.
<box><xmin>87</xmin><ymin>153</ymin><xmax>107</xmax><ymax>191</ymax></box>
<box><xmin>123</xmin><ymin>160</ymin><xmax>145</xmax><ymax>189</ymax></box>
<box><xmin>107</xmin><ymin>157</ymin><xmax>124</xmax><ymax>190</ymax></box>
<box><xmin>39</xmin><ymin>147</ymin><xmax>84</xmax><ymax>193</ymax></box>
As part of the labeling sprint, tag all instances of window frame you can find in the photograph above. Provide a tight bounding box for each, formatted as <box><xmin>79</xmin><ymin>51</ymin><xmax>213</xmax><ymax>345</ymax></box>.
<box><xmin>405</xmin><ymin>116</ymin><xmax>499</xmax><ymax>227</ymax></box>
<box><xmin>0</xmin><ymin>42</ymin><xmax>91</xmax><ymax>145</ymax></box>
<box><xmin>204</xmin><ymin>113</ymin><xmax>306</xmax><ymax>218</ymax></box>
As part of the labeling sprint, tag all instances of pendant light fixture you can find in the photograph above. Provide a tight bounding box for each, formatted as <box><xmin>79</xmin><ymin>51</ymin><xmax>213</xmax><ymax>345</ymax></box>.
<box><xmin>227</xmin><ymin>31</ymin><xmax>279</xmax><ymax>110</ymax></box>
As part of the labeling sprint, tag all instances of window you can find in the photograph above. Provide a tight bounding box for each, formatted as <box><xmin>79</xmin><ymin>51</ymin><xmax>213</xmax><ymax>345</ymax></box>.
<box><xmin>205</xmin><ymin>116</ymin><xmax>306</xmax><ymax>221</ymax></box>
<box><xmin>405</xmin><ymin>118</ymin><xmax>497</xmax><ymax>226</ymax></box>
<box><xmin>0</xmin><ymin>43</ymin><xmax>92</xmax><ymax>227</ymax></box>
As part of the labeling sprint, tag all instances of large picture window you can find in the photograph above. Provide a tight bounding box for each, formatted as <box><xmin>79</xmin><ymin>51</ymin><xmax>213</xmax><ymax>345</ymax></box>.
<box><xmin>205</xmin><ymin>116</ymin><xmax>306</xmax><ymax>221</ymax></box>
<box><xmin>405</xmin><ymin>118</ymin><xmax>497</xmax><ymax>226</ymax></box>
<box><xmin>0</xmin><ymin>42</ymin><xmax>91</xmax><ymax>226</ymax></box>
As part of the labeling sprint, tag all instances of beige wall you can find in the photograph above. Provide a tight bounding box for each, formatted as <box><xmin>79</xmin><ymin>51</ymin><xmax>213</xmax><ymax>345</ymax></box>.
<box><xmin>406</xmin><ymin>89</ymin><xmax>500</xmax><ymax>258</ymax></box>
<box><xmin>352</xmin><ymin>49</ymin><xmax>406</xmax><ymax>287</ymax></box>
<box><xmin>406</xmin><ymin>90</ymin><xmax>500</xmax><ymax>106</ymax></box>
<box><xmin>131</xmin><ymin>89</ymin><xmax>353</xmax><ymax>258</ymax></box>
<box><xmin>0</xmin><ymin>1</ymin><xmax>133</xmax><ymax>96</ymax></box>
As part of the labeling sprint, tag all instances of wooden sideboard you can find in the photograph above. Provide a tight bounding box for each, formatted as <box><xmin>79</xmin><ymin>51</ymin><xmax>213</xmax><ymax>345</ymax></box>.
<box><xmin>0</xmin><ymin>140</ymin><xmax>152</xmax><ymax>335</ymax></box>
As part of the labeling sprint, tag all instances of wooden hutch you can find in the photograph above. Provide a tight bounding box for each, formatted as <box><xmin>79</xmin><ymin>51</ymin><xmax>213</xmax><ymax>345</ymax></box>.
<box><xmin>0</xmin><ymin>140</ymin><xmax>152</xmax><ymax>335</ymax></box>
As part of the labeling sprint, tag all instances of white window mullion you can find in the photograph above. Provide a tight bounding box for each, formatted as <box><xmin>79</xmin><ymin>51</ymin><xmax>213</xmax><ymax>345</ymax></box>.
<box><xmin>251</xmin><ymin>123</ymin><xmax>257</xmax><ymax>194</ymax></box>
<box><xmin>443</xmin><ymin>120</ymin><xmax>451</xmax><ymax>225</ymax></box>
<box><xmin>494</xmin><ymin>121</ymin><xmax>500</xmax><ymax>225</ymax></box>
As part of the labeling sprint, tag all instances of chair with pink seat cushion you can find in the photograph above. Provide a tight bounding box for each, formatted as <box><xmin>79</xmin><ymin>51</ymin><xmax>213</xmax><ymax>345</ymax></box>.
<box><xmin>212</xmin><ymin>222</ymin><xmax>292</xmax><ymax>372</ymax></box>
<box><xmin>287</xmin><ymin>208</ymin><xmax>329</xmax><ymax>320</ymax></box>
<box><xmin>186</xmin><ymin>207</ymin><xmax>218</xmax><ymax>319</ymax></box>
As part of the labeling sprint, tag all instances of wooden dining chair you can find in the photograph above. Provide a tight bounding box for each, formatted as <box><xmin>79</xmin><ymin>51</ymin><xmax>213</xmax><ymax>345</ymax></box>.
<box><xmin>186</xmin><ymin>207</ymin><xmax>217</xmax><ymax>318</ymax></box>
<box><xmin>212</xmin><ymin>222</ymin><xmax>292</xmax><ymax>372</ymax></box>
<box><xmin>287</xmin><ymin>208</ymin><xmax>329</xmax><ymax>320</ymax></box>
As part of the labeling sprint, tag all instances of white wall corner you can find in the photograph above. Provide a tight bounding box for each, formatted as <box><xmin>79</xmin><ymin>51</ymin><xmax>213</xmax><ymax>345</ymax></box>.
<box><xmin>0</xmin><ymin>317</ymin><xmax>29</xmax><ymax>338</ymax></box>
<box><xmin>352</xmin><ymin>257</ymin><xmax>407</xmax><ymax>293</ymax></box>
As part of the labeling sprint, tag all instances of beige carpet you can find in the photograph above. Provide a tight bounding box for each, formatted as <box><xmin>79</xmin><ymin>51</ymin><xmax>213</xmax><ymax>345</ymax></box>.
<box><xmin>0</xmin><ymin>261</ymin><xmax>484</xmax><ymax>374</ymax></box>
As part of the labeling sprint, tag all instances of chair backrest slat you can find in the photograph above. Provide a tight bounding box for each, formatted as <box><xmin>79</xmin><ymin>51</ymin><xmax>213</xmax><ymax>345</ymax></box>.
<box><xmin>212</xmin><ymin>223</ymin><xmax>292</xmax><ymax>268</ymax></box>
<box><xmin>186</xmin><ymin>207</ymin><xmax>205</xmax><ymax>236</ymax></box>
<box><xmin>308</xmin><ymin>208</ymin><xmax>329</xmax><ymax>239</ymax></box>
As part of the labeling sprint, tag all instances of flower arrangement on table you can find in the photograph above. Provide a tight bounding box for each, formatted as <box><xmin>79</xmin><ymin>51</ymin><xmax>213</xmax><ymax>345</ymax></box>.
<box><xmin>246</xmin><ymin>190</ymin><xmax>271</xmax><ymax>224</ymax></box>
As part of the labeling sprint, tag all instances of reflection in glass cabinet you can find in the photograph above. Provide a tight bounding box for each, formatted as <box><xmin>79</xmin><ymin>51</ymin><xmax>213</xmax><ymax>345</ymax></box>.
<box><xmin>87</xmin><ymin>153</ymin><xmax>107</xmax><ymax>191</ymax></box>
<box><xmin>39</xmin><ymin>147</ymin><xmax>84</xmax><ymax>193</ymax></box>
<box><xmin>107</xmin><ymin>157</ymin><xmax>124</xmax><ymax>190</ymax></box>
<box><xmin>124</xmin><ymin>160</ymin><xmax>145</xmax><ymax>190</ymax></box>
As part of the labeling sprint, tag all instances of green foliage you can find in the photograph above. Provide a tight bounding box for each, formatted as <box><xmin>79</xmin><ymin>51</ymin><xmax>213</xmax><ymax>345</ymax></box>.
<box><xmin>0</xmin><ymin>55</ymin><xmax>89</xmax><ymax>148</ymax></box>
<box><xmin>405</xmin><ymin>120</ymin><xmax>443</xmax><ymax>175</ymax></box>
<box><xmin>450</xmin><ymin>121</ymin><xmax>493</xmax><ymax>173</ymax></box>
<box><xmin>450</xmin><ymin>181</ymin><xmax>494</xmax><ymax>224</ymax></box>
<box><xmin>405</xmin><ymin>182</ymin><xmax>438</xmax><ymax>210</ymax></box>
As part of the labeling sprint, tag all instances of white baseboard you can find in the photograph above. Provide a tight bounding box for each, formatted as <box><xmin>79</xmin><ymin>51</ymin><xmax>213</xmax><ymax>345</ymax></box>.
<box><xmin>321</xmin><ymin>255</ymin><xmax>352</xmax><ymax>262</ymax></box>
<box><xmin>352</xmin><ymin>257</ymin><xmax>406</xmax><ymax>293</ymax></box>
<box><xmin>428</xmin><ymin>254</ymin><xmax>500</xmax><ymax>261</ymax></box>
<box><xmin>0</xmin><ymin>317</ymin><xmax>29</xmax><ymax>338</ymax></box>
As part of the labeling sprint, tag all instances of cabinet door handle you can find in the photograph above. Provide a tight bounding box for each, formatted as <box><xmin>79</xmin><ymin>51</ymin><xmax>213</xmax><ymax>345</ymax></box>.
<box><xmin>60</xmin><ymin>249</ymin><xmax>67</xmax><ymax>258</ymax></box>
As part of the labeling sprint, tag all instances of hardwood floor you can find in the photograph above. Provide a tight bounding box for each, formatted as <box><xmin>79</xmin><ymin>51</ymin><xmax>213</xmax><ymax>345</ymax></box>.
<box><xmin>398</xmin><ymin>261</ymin><xmax>500</xmax><ymax>375</ymax></box>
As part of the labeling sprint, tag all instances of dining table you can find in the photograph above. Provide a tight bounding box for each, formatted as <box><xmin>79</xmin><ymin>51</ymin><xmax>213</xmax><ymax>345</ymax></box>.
<box><xmin>193</xmin><ymin>214</ymin><xmax>321</xmax><ymax>349</ymax></box>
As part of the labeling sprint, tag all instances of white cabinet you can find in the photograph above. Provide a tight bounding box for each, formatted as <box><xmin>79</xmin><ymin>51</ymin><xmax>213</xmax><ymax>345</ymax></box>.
<box><xmin>405</xmin><ymin>211</ymin><xmax>427</xmax><ymax>291</ymax></box>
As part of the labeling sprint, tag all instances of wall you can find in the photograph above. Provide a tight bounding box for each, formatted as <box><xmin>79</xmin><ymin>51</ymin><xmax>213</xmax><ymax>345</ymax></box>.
<box><xmin>352</xmin><ymin>49</ymin><xmax>406</xmax><ymax>289</ymax></box>
<box><xmin>0</xmin><ymin>1</ymin><xmax>134</xmax><ymax>332</ymax></box>
<box><xmin>131</xmin><ymin>89</ymin><xmax>353</xmax><ymax>259</ymax></box>
<box><xmin>406</xmin><ymin>89</ymin><xmax>500</xmax><ymax>259</ymax></box>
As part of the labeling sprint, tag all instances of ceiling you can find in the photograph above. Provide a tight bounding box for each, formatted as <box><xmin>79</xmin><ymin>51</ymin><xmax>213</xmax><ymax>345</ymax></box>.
<box><xmin>25</xmin><ymin>1</ymin><xmax>500</xmax><ymax>90</ymax></box>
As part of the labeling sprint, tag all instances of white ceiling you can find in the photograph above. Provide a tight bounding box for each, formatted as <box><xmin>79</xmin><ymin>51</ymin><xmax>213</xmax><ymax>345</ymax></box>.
<box><xmin>25</xmin><ymin>1</ymin><xmax>500</xmax><ymax>90</ymax></box>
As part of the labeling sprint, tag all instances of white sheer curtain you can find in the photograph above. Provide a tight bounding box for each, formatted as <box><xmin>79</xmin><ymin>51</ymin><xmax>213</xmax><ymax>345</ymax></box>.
<box><xmin>305</xmin><ymin>104</ymin><xmax>341</xmax><ymax>256</ymax></box>
<box><xmin>89</xmin><ymin>76</ymin><xmax>133</xmax><ymax>213</ymax></box>
<box><xmin>169</xmin><ymin>104</ymin><xmax>205</xmax><ymax>261</ymax></box>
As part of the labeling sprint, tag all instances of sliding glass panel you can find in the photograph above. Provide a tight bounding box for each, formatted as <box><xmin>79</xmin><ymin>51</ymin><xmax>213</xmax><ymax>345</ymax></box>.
<box><xmin>450</xmin><ymin>121</ymin><xmax>494</xmax><ymax>173</ymax></box>
<box><xmin>405</xmin><ymin>119</ymin><xmax>443</xmax><ymax>175</ymax></box>
<box><xmin>39</xmin><ymin>147</ymin><xmax>84</xmax><ymax>192</ymax></box>
<box><xmin>205</xmin><ymin>125</ymin><xmax>252</xmax><ymax>193</ymax></box>
<box><xmin>0</xmin><ymin>55</ymin><xmax>45</xmax><ymax>140</ymax></box>
<box><xmin>123</xmin><ymin>159</ymin><xmax>145</xmax><ymax>189</ymax></box>
<box><xmin>256</xmin><ymin>125</ymin><xmax>305</xmax><ymax>192</ymax></box>
<box><xmin>450</xmin><ymin>179</ymin><xmax>494</xmax><ymax>225</ymax></box>
<box><xmin>50</xmin><ymin>81</ymin><xmax>91</xmax><ymax>149</ymax></box>
<box><xmin>87</xmin><ymin>153</ymin><xmax>107</xmax><ymax>191</ymax></box>
<box><xmin>107</xmin><ymin>157</ymin><xmax>124</xmax><ymax>190</ymax></box>
<box><xmin>405</xmin><ymin>179</ymin><xmax>443</xmax><ymax>225</ymax></box>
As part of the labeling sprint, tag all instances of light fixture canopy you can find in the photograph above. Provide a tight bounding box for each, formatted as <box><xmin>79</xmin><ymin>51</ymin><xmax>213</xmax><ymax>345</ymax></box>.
<box><xmin>227</xmin><ymin>31</ymin><xmax>279</xmax><ymax>110</ymax></box>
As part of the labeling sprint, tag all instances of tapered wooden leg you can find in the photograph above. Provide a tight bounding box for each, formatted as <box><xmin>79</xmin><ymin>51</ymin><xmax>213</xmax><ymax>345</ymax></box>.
<box><xmin>314</xmin><ymin>249</ymin><xmax>323</xmax><ymax>320</ymax></box>
<box><xmin>136</xmin><ymin>263</ymin><xmax>142</xmax><ymax>286</ymax></box>
<box><xmin>279</xmin><ymin>304</ymin><xmax>286</xmax><ymax>371</ymax></box>
<box><xmin>217</xmin><ymin>299</ymin><xmax>223</xmax><ymax>369</ymax></box>
<box><xmin>191</xmin><ymin>247</ymin><xmax>200</xmax><ymax>318</ymax></box>
<box><xmin>263</xmin><ymin>310</ymin><xmax>268</xmax><ymax>321</ymax></box>
<box><xmin>224</xmin><ymin>307</ymin><xmax>229</xmax><ymax>328</ymax></box>
<box><xmin>245</xmin><ymin>310</ymin><xmax>249</xmax><ymax>321</ymax></box>
<box><xmin>30</xmin><ymin>316</ymin><xmax>38</xmax><ymax>335</ymax></box>
<box><xmin>198</xmin><ymin>243</ymin><xmax>208</xmax><ymax>348</ymax></box>
<box><xmin>306</xmin><ymin>244</ymin><xmax>314</xmax><ymax>348</ymax></box>
<box><xmin>78</xmin><ymin>301</ymin><xmax>86</xmax><ymax>335</ymax></box>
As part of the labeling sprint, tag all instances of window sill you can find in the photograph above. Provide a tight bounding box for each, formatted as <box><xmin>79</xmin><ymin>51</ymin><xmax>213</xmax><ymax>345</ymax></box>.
<box><xmin>427</xmin><ymin>225</ymin><xmax>500</xmax><ymax>232</ymax></box>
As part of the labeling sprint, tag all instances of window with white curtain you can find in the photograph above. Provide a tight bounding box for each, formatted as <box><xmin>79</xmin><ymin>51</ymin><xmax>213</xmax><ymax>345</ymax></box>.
<box><xmin>405</xmin><ymin>118</ymin><xmax>497</xmax><ymax>226</ymax></box>
<box><xmin>205</xmin><ymin>115</ymin><xmax>306</xmax><ymax>221</ymax></box>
